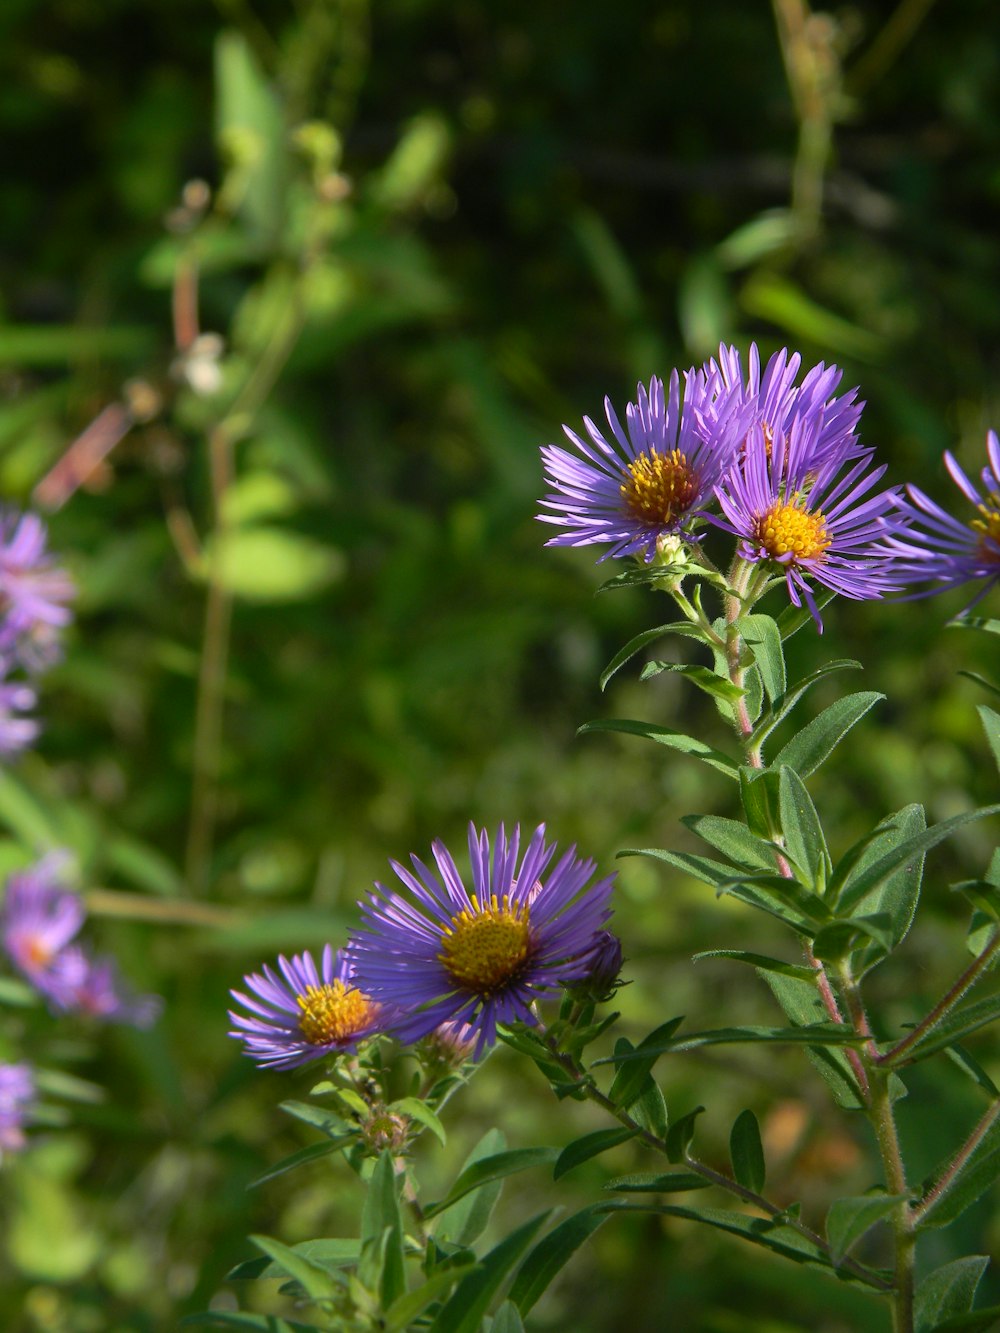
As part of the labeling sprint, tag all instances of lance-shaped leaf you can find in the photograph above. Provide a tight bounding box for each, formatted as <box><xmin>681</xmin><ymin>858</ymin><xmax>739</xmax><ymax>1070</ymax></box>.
<box><xmin>489</xmin><ymin>1303</ymin><xmax>526</xmax><ymax>1333</ymax></box>
<box><xmin>508</xmin><ymin>1205</ymin><xmax>610</xmax><ymax>1315</ymax></box>
<box><xmin>390</xmin><ymin>1097</ymin><xmax>446</xmax><ymax>1147</ymax></box>
<box><xmin>383</xmin><ymin>1264</ymin><xmax>477</xmax><ymax>1333</ymax></box>
<box><xmin>890</xmin><ymin>993</ymin><xmax>1000</xmax><ymax>1066</ymax></box>
<box><xmin>639</xmin><ymin>660</ymin><xmax>745</xmax><ymax>703</ymax></box>
<box><xmin>249</xmin><ymin>1135</ymin><xmax>356</xmax><ymax>1189</ymax></box>
<box><xmin>359</xmin><ymin>1152</ymin><xmax>406</xmax><ymax>1307</ymax></box>
<box><xmin>596</xmin><ymin>1023</ymin><xmax>863</xmax><ymax>1065</ymax></box>
<box><xmin>740</xmin><ymin>766</ymin><xmax>781</xmax><ymax>839</ymax></box>
<box><xmin>608</xmin><ymin>1020</ymin><xmax>680</xmax><ymax>1134</ymax></box>
<box><xmin>599</xmin><ymin>622</ymin><xmax>719</xmax><ymax>691</ymax></box>
<box><xmin>825</xmin><ymin>1194</ymin><xmax>906</xmax><ymax>1263</ymax></box>
<box><xmin>811</xmin><ymin>914</ymin><xmax>894</xmax><ymax>966</ymax></box>
<box><xmin>578</xmin><ymin>718</ymin><xmax>739</xmax><ymax>778</ymax></box>
<box><xmin>554</xmin><ymin>1127</ymin><xmax>637</xmax><ymax>1180</ymax></box>
<box><xmin>760</xmin><ymin>970</ymin><xmax>863</xmax><ymax>1109</ymax></box>
<box><xmin>915</xmin><ymin>1256</ymin><xmax>990</xmax><ymax>1332</ymax></box>
<box><xmin>428</xmin><ymin>1211</ymin><xmax>551</xmax><ymax>1333</ymax></box>
<box><xmin>693</xmin><ymin>949</ymin><xmax>815</xmax><ymax>981</ymax></box>
<box><xmin>612</xmin><ymin>1203</ymin><xmax>833</xmax><ymax>1270</ymax></box>
<box><xmin>280</xmin><ymin>1099</ymin><xmax>351</xmax><ymax>1137</ymax></box>
<box><xmin>433</xmin><ymin>1128</ymin><xmax>506</xmax><ymax>1246</ymax></box>
<box><xmin>228</xmin><ymin>1238</ymin><xmax>360</xmax><ymax>1281</ymax></box>
<box><xmin>248</xmin><ymin>1235</ymin><xmax>341</xmax><ymax>1302</ymax></box>
<box><xmin>682</xmin><ymin>814</ymin><xmax>784</xmax><ymax>871</ymax></box>
<box><xmin>730</xmin><ymin>1109</ymin><xmax>765</xmax><ymax>1193</ymax></box>
<box><xmin>737</xmin><ymin>614</ymin><xmax>785</xmax><ymax>704</ymax></box>
<box><xmin>424</xmin><ymin>1149</ymin><xmax>559</xmax><ymax>1219</ymax></box>
<box><xmin>979</xmin><ymin>705</ymin><xmax>1000</xmax><ymax>774</ymax></box>
<box><xmin>665</xmin><ymin>1106</ymin><xmax>705</xmax><ymax>1162</ymax></box>
<box><xmin>606</xmin><ymin>1170</ymin><xmax>708</xmax><ymax>1193</ymax></box>
<box><xmin>769</xmin><ymin>691</ymin><xmax>884</xmax><ymax>778</ymax></box>
<box><xmin>714</xmin><ymin>871</ymin><xmax>832</xmax><ymax>925</ymax></box>
<box><xmin>749</xmin><ymin>659</ymin><xmax>862</xmax><ymax>752</ymax></box>
<box><xmin>778</xmin><ymin>766</ymin><xmax>829</xmax><ymax>889</ymax></box>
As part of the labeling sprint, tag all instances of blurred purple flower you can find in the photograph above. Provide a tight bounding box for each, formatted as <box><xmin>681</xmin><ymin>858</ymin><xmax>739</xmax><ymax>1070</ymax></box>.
<box><xmin>708</xmin><ymin>343</ymin><xmax>866</xmax><ymax>475</ymax></box>
<box><xmin>884</xmin><ymin>430</ymin><xmax>1000</xmax><ymax>609</ymax></box>
<box><xmin>538</xmin><ymin>368</ymin><xmax>748</xmax><ymax>562</ymax></box>
<box><xmin>0</xmin><ymin>672</ymin><xmax>39</xmax><ymax>757</ymax></box>
<box><xmin>229</xmin><ymin>945</ymin><xmax>386</xmax><ymax>1070</ymax></box>
<box><xmin>349</xmin><ymin>822</ymin><xmax>615</xmax><ymax>1058</ymax></box>
<box><xmin>0</xmin><ymin>1061</ymin><xmax>34</xmax><ymax>1157</ymax></box>
<box><xmin>48</xmin><ymin>947</ymin><xmax>162</xmax><ymax>1028</ymax></box>
<box><xmin>0</xmin><ymin>511</ymin><xmax>74</xmax><ymax>667</ymax></box>
<box><xmin>2</xmin><ymin>855</ymin><xmax>85</xmax><ymax>1002</ymax></box>
<box><xmin>714</xmin><ymin>413</ymin><xmax>905</xmax><ymax>630</ymax></box>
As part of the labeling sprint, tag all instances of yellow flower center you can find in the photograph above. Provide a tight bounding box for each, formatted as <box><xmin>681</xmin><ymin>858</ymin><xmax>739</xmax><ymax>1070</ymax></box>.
<box><xmin>620</xmin><ymin>449</ymin><xmax>699</xmax><ymax>526</ymax></box>
<box><xmin>296</xmin><ymin>980</ymin><xmax>374</xmax><ymax>1046</ymax></box>
<box><xmin>971</xmin><ymin>494</ymin><xmax>1000</xmax><ymax>562</ymax></box>
<box><xmin>438</xmin><ymin>894</ymin><xmax>533</xmax><ymax>993</ymax></box>
<box><xmin>754</xmin><ymin>500</ymin><xmax>831</xmax><ymax>563</ymax></box>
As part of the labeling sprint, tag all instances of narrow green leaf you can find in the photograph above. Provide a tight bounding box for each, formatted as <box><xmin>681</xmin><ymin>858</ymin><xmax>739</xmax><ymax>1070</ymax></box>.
<box><xmin>891</xmin><ymin>994</ymin><xmax>1000</xmax><ymax>1066</ymax></box>
<box><xmin>825</xmin><ymin>1194</ymin><xmax>905</xmax><ymax>1262</ymax></box>
<box><xmin>770</xmin><ymin>691</ymin><xmax>884</xmax><ymax>777</ymax></box>
<box><xmin>979</xmin><ymin>706</ymin><xmax>1000</xmax><ymax>774</ymax></box>
<box><xmin>249</xmin><ymin>1235</ymin><xmax>339</xmax><ymax>1301</ymax></box>
<box><xmin>714</xmin><ymin>871</ymin><xmax>831</xmax><ymax>924</ymax></box>
<box><xmin>606</xmin><ymin>1171</ymin><xmax>709</xmax><ymax>1193</ymax></box>
<box><xmin>433</xmin><ymin>1128</ymin><xmax>506</xmax><ymax>1246</ymax></box>
<box><xmin>737</xmin><ymin>614</ymin><xmax>785</xmax><ymax>703</ymax></box>
<box><xmin>811</xmin><ymin>914</ymin><xmax>894</xmax><ymax>965</ymax></box>
<box><xmin>837</xmin><ymin>807</ymin><xmax>1000</xmax><ymax>922</ymax></box>
<box><xmin>682</xmin><ymin>814</ymin><xmax>782</xmax><ymax>870</ymax></box>
<box><xmin>915</xmin><ymin>1257</ymin><xmax>990</xmax><ymax>1333</ymax></box>
<box><xmin>778</xmin><ymin>766</ymin><xmax>829</xmax><ymax>889</ymax></box>
<box><xmin>553</xmin><ymin>1127</ymin><xmax>636</xmax><ymax>1180</ymax></box>
<box><xmin>944</xmin><ymin>1045</ymin><xmax>1000</xmax><ymax>1100</ymax></box>
<box><xmin>749</xmin><ymin>659</ymin><xmax>862</xmax><ymax>752</ymax></box>
<box><xmin>508</xmin><ymin>1206</ymin><xmax>609</xmax><ymax>1315</ymax></box>
<box><xmin>639</xmin><ymin>660</ymin><xmax>745</xmax><ymax>703</ymax></box>
<box><xmin>228</xmin><ymin>1239</ymin><xmax>360</xmax><ymax>1281</ymax></box>
<box><xmin>614</xmin><ymin>1202</ymin><xmax>832</xmax><ymax>1269</ymax></box>
<box><xmin>360</xmin><ymin>1153</ymin><xmax>405</xmax><ymax>1307</ymax></box>
<box><xmin>740</xmin><ymin>766</ymin><xmax>781</xmax><ymax>838</ymax></box>
<box><xmin>428</xmin><ymin>1211</ymin><xmax>551</xmax><ymax>1333</ymax></box>
<box><xmin>424</xmin><ymin>1149</ymin><xmax>560</xmax><ymax>1220</ymax></box>
<box><xmin>930</xmin><ymin>1307</ymin><xmax>1000</xmax><ymax>1332</ymax></box>
<box><xmin>599</xmin><ymin>623</ymin><xmax>716</xmax><ymax>691</ymax></box>
<box><xmin>578</xmin><ymin>718</ymin><xmax>739</xmax><ymax>777</ymax></box>
<box><xmin>489</xmin><ymin>1302</ymin><xmax>526</xmax><ymax>1333</ymax></box>
<box><xmin>383</xmin><ymin>1265</ymin><xmax>476</xmax><ymax>1332</ymax></box>
<box><xmin>279</xmin><ymin>1100</ymin><xmax>350</xmax><ymax>1137</ymax></box>
<box><xmin>391</xmin><ymin>1097</ymin><xmax>446</xmax><ymax>1146</ymax></box>
<box><xmin>759</xmin><ymin>971</ymin><xmax>863</xmax><ymax>1108</ymax></box>
<box><xmin>729</xmin><ymin>1110</ymin><xmax>765</xmax><ymax>1193</ymax></box>
<box><xmin>916</xmin><ymin>1109</ymin><xmax>1000</xmax><ymax>1230</ymax></box>
<box><xmin>248</xmin><ymin>1137</ymin><xmax>352</xmax><ymax>1188</ymax></box>
<box><xmin>692</xmin><ymin>950</ymin><xmax>815</xmax><ymax>982</ymax></box>
<box><xmin>953</xmin><ymin>617</ymin><xmax>1000</xmax><ymax>637</ymax></box>
<box><xmin>665</xmin><ymin>1107</ymin><xmax>705</xmax><ymax>1162</ymax></box>
<box><xmin>608</xmin><ymin>1018</ymin><xmax>684</xmax><ymax>1110</ymax></box>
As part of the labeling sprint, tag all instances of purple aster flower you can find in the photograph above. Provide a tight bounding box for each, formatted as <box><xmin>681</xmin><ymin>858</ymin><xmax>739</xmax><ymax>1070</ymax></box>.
<box><xmin>0</xmin><ymin>1061</ymin><xmax>34</xmax><ymax>1157</ymax></box>
<box><xmin>883</xmin><ymin>431</ymin><xmax>1000</xmax><ymax>609</ymax></box>
<box><xmin>2</xmin><ymin>854</ymin><xmax>85</xmax><ymax>1003</ymax></box>
<box><xmin>349</xmin><ymin>822</ymin><xmax>616</xmax><ymax>1058</ymax></box>
<box><xmin>0</xmin><ymin>511</ymin><xmax>74</xmax><ymax>667</ymax></box>
<box><xmin>229</xmin><ymin>945</ymin><xmax>386</xmax><ymax>1070</ymax></box>
<box><xmin>538</xmin><ymin>367</ymin><xmax>749</xmax><ymax>561</ymax></box>
<box><xmin>708</xmin><ymin>343</ymin><xmax>865</xmax><ymax>475</ymax></box>
<box><xmin>0</xmin><ymin>671</ymin><xmax>39</xmax><ymax>757</ymax></box>
<box><xmin>714</xmin><ymin>413</ymin><xmax>904</xmax><ymax>630</ymax></box>
<box><xmin>48</xmin><ymin>947</ymin><xmax>162</xmax><ymax>1028</ymax></box>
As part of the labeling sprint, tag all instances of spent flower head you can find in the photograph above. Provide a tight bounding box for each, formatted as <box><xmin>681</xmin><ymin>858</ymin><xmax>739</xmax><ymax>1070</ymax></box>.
<box><xmin>714</xmin><ymin>413</ymin><xmax>904</xmax><ymax>629</ymax></box>
<box><xmin>884</xmin><ymin>430</ymin><xmax>1000</xmax><ymax>610</ymax></box>
<box><xmin>349</xmin><ymin>822</ymin><xmax>615</xmax><ymax>1058</ymax></box>
<box><xmin>538</xmin><ymin>368</ymin><xmax>748</xmax><ymax>562</ymax></box>
<box><xmin>229</xmin><ymin>945</ymin><xmax>386</xmax><ymax>1070</ymax></box>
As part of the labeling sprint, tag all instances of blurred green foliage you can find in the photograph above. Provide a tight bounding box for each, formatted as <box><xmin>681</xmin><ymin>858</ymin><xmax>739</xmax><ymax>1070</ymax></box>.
<box><xmin>0</xmin><ymin>0</ymin><xmax>999</xmax><ymax>1328</ymax></box>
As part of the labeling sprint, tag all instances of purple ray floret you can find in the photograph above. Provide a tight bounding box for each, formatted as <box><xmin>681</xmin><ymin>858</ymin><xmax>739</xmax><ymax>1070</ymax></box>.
<box><xmin>0</xmin><ymin>672</ymin><xmax>39</xmax><ymax>756</ymax></box>
<box><xmin>229</xmin><ymin>944</ymin><xmax>386</xmax><ymax>1070</ymax></box>
<box><xmin>538</xmin><ymin>367</ymin><xmax>748</xmax><ymax>561</ymax></box>
<box><xmin>0</xmin><ymin>510</ymin><xmax>74</xmax><ymax>668</ymax></box>
<box><xmin>708</xmin><ymin>342</ymin><xmax>865</xmax><ymax>472</ymax></box>
<box><xmin>884</xmin><ymin>430</ymin><xmax>1000</xmax><ymax>609</ymax></box>
<box><xmin>714</xmin><ymin>409</ymin><xmax>905</xmax><ymax>630</ymax></box>
<box><xmin>48</xmin><ymin>947</ymin><xmax>162</xmax><ymax>1028</ymax></box>
<box><xmin>349</xmin><ymin>822</ymin><xmax>615</xmax><ymax>1058</ymax></box>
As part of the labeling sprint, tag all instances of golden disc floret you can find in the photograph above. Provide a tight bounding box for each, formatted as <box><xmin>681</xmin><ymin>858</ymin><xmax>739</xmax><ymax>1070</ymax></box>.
<box><xmin>620</xmin><ymin>448</ymin><xmax>699</xmax><ymax>526</ymax></box>
<box><xmin>754</xmin><ymin>499</ymin><xmax>831</xmax><ymax>563</ymax></box>
<box><xmin>296</xmin><ymin>980</ymin><xmax>374</xmax><ymax>1046</ymax></box>
<box><xmin>971</xmin><ymin>494</ymin><xmax>1000</xmax><ymax>561</ymax></box>
<box><xmin>439</xmin><ymin>894</ymin><xmax>533</xmax><ymax>993</ymax></box>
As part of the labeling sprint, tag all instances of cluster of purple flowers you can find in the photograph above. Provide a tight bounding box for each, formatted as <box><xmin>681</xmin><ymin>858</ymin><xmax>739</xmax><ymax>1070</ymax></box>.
<box><xmin>0</xmin><ymin>1062</ymin><xmax>34</xmax><ymax>1158</ymax></box>
<box><xmin>229</xmin><ymin>822</ymin><xmax>618</xmax><ymax>1069</ymax></box>
<box><xmin>1</xmin><ymin>854</ymin><xmax>161</xmax><ymax>1028</ymax></box>
<box><xmin>538</xmin><ymin>342</ymin><xmax>1000</xmax><ymax>623</ymax></box>
<box><xmin>0</xmin><ymin>509</ymin><xmax>74</xmax><ymax>757</ymax></box>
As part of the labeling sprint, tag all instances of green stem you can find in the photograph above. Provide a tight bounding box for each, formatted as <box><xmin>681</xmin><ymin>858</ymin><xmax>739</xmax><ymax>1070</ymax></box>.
<box><xmin>879</xmin><ymin>928</ymin><xmax>1000</xmax><ymax>1067</ymax></box>
<box><xmin>869</xmin><ymin>1066</ymin><xmax>914</xmax><ymax>1333</ymax></box>
<box><xmin>538</xmin><ymin>1031</ymin><xmax>891</xmax><ymax>1293</ymax></box>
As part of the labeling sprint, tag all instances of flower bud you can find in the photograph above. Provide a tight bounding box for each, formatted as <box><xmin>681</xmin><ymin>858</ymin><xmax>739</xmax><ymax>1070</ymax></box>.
<box><xmin>361</xmin><ymin>1106</ymin><xmax>410</xmax><ymax>1154</ymax></box>
<box><xmin>568</xmin><ymin>931</ymin><xmax>624</xmax><ymax>1003</ymax></box>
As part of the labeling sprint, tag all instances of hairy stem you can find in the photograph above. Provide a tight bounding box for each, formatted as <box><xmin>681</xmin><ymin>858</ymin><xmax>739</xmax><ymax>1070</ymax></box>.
<box><xmin>879</xmin><ymin>928</ymin><xmax>1000</xmax><ymax>1067</ymax></box>
<box><xmin>868</xmin><ymin>1066</ymin><xmax>914</xmax><ymax>1333</ymax></box>
<box><xmin>912</xmin><ymin>1099</ymin><xmax>1000</xmax><ymax>1226</ymax></box>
